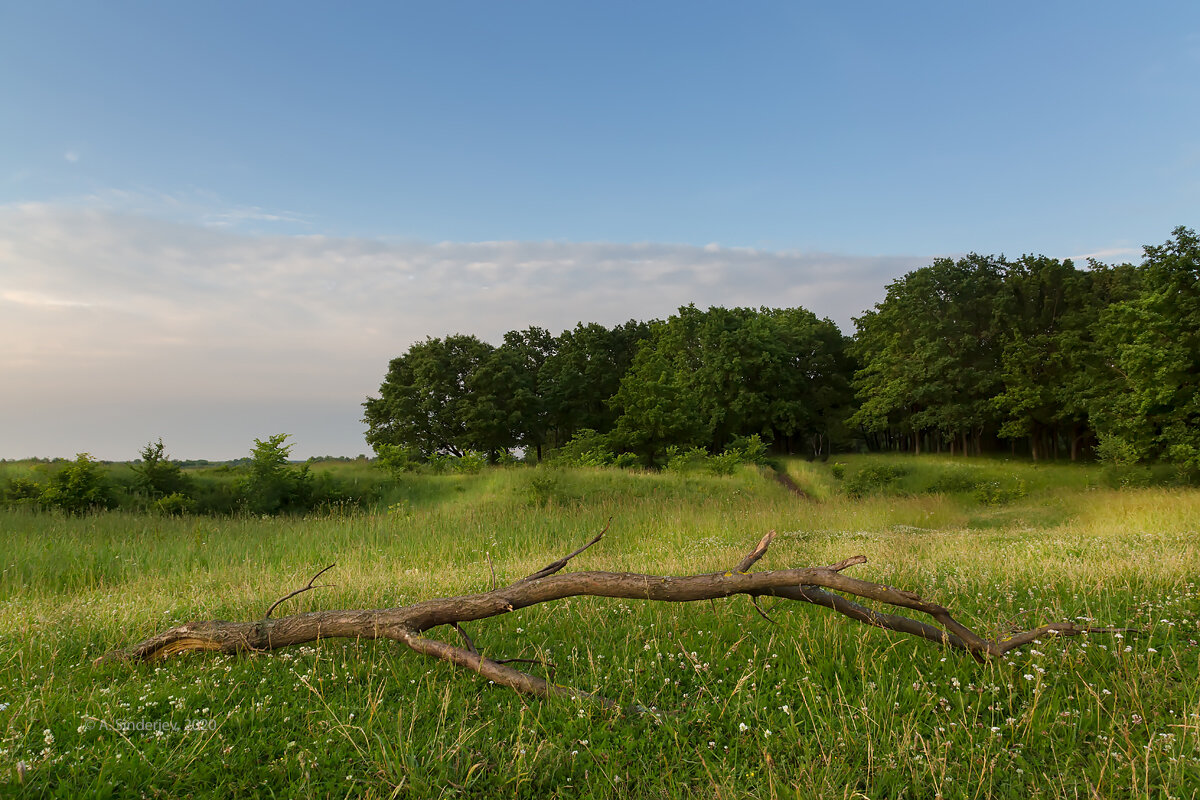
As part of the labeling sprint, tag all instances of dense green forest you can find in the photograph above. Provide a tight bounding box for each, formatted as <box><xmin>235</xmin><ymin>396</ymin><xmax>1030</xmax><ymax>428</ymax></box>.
<box><xmin>365</xmin><ymin>226</ymin><xmax>1199</xmax><ymax>471</ymax></box>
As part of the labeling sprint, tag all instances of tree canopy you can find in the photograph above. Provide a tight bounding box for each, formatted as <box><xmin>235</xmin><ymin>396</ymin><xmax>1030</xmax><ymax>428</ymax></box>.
<box><xmin>363</xmin><ymin>226</ymin><xmax>1200</xmax><ymax>472</ymax></box>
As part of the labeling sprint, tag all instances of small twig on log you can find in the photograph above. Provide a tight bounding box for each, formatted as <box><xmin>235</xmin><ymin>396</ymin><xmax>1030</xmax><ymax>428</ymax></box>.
<box><xmin>263</xmin><ymin>563</ymin><xmax>336</xmax><ymax>619</ymax></box>
<box><xmin>749</xmin><ymin>596</ymin><xmax>778</xmax><ymax>625</ymax></box>
<box><xmin>515</xmin><ymin>519</ymin><xmax>611</xmax><ymax>584</ymax></box>
<box><xmin>451</xmin><ymin>623</ymin><xmax>478</xmax><ymax>654</ymax></box>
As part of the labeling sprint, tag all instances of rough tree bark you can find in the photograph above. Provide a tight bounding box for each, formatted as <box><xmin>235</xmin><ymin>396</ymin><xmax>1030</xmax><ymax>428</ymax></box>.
<box><xmin>100</xmin><ymin>530</ymin><xmax>1133</xmax><ymax>713</ymax></box>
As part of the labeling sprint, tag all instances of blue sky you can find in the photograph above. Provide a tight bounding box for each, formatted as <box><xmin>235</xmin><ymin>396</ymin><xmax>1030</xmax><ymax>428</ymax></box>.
<box><xmin>1</xmin><ymin>3</ymin><xmax>1198</xmax><ymax>458</ymax></box>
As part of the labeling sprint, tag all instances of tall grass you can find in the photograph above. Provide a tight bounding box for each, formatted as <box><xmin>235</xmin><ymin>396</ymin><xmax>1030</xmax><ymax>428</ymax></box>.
<box><xmin>1</xmin><ymin>457</ymin><xmax>1197</xmax><ymax>798</ymax></box>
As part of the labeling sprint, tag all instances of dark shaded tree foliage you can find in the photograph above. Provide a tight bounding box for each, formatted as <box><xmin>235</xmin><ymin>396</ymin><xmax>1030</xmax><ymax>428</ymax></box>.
<box><xmin>1093</xmin><ymin>226</ymin><xmax>1200</xmax><ymax>471</ymax></box>
<box><xmin>539</xmin><ymin>320</ymin><xmax>651</xmax><ymax>448</ymax></box>
<box><xmin>849</xmin><ymin>226</ymin><xmax>1198</xmax><ymax>468</ymax></box>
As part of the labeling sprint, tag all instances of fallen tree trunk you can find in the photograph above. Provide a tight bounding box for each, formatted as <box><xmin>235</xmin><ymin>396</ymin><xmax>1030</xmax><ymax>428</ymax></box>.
<box><xmin>101</xmin><ymin>530</ymin><xmax>1134</xmax><ymax>711</ymax></box>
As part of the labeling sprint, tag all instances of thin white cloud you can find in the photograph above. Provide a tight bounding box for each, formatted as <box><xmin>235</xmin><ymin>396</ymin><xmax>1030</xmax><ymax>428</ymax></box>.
<box><xmin>1</xmin><ymin>289</ymin><xmax>93</xmax><ymax>308</ymax></box>
<box><xmin>0</xmin><ymin>202</ymin><xmax>924</xmax><ymax>459</ymax></box>
<box><xmin>63</xmin><ymin>150</ymin><xmax>80</xmax><ymax>163</ymax></box>
<box><xmin>1072</xmin><ymin>246</ymin><xmax>1140</xmax><ymax>261</ymax></box>
<box><xmin>202</xmin><ymin>206</ymin><xmax>313</xmax><ymax>228</ymax></box>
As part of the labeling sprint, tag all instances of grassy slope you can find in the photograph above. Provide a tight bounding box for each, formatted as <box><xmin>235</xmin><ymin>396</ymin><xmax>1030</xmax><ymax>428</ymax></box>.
<box><xmin>0</xmin><ymin>457</ymin><xmax>1198</xmax><ymax>798</ymax></box>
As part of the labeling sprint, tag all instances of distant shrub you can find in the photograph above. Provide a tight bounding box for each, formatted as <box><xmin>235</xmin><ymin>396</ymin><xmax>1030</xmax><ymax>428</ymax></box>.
<box><xmin>235</xmin><ymin>434</ymin><xmax>366</xmax><ymax>515</ymax></box>
<box><xmin>724</xmin><ymin>434</ymin><xmax>769</xmax><ymax>465</ymax></box>
<box><xmin>453</xmin><ymin>451</ymin><xmax>488</xmax><ymax>474</ymax></box>
<box><xmin>1101</xmin><ymin>465</ymin><xmax>1154</xmax><ymax>489</ymax></box>
<box><xmin>706</xmin><ymin>451</ymin><xmax>741</xmax><ymax>475</ymax></box>
<box><xmin>131</xmin><ymin>438</ymin><xmax>189</xmax><ymax>499</ymax></box>
<box><xmin>973</xmin><ymin>479</ymin><xmax>1028</xmax><ymax>506</ymax></box>
<box><xmin>665</xmin><ymin>446</ymin><xmax>709</xmax><ymax>473</ymax></box>
<box><xmin>578</xmin><ymin>447</ymin><xmax>616</xmax><ymax>467</ymax></box>
<box><xmin>844</xmin><ymin>464</ymin><xmax>907</xmax><ymax>498</ymax></box>
<box><xmin>374</xmin><ymin>443</ymin><xmax>421</xmax><ymax>477</ymax></box>
<box><xmin>1095</xmin><ymin>434</ymin><xmax>1140</xmax><ymax>466</ymax></box>
<box><xmin>830</xmin><ymin>463</ymin><xmax>846</xmax><ymax>481</ymax></box>
<box><xmin>424</xmin><ymin>453</ymin><xmax>456</xmax><ymax>474</ymax></box>
<box><xmin>3</xmin><ymin>476</ymin><xmax>43</xmax><ymax>506</ymax></box>
<box><xmin>525</xmin><ymin>469</ymin><xmax>577</xmax><ymax>507</ymax></box>
<box><xmin>494</xmin><ymin>450</ymin><xmax>521</xmax><ymax>466</ymax></box>
<box><xmin>188</xmin><ymin>478</ymin><xmax>240</xmax><ymax>515</ymax></box>
<box><xmin>926</xmin><ymin>469</ymin><xmax>980</xmax><ymax>494</ymax></box>
<box><xmin>153</xmin><ymin>492</ymin><xmax>196</xmax><ymax>516</ymax></box>
<box><xmin>612</xmin><ymin>452</ymin><xmax>641</xmax><ymax>469</ymax></box>
<box><xmin>552</xmin><ymin>429</ymin><xmax>616</xmax><ymax>467</ymax></box>
<box><xmin>39</xmin><ymin>453</ymin><xmax>117</xmax><ymax>514</ymax></box>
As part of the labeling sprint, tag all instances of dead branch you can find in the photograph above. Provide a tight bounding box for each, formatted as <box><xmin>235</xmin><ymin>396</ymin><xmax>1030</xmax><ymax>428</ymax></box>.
<box><xmin>101</xmin><ymin>530</ymin><xmax>1138</xmax><ymax>711</ymax></box>
<box><xmin>263</xmin><ymin>563</ymin><xmax>336</xmax><ymax>619</ymax></box>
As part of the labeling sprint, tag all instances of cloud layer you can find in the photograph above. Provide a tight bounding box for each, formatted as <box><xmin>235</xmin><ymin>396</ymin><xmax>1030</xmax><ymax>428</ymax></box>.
<box><xmin>0</xmin><ymin>203</ymin><xmax>923</xmax><ymax>459</ymax></box>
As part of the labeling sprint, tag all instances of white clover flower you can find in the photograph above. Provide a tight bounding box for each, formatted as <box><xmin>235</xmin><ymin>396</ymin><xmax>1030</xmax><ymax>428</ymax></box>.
<box><xmin>738</xmin><ymin>722</ymin><xmax>749</xmax><ymax>732</ymax></box>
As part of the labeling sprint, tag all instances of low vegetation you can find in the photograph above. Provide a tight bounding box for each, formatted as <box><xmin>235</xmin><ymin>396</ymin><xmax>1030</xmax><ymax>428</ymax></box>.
<box><xmin>1</xmin><ymin>456</ymin><xmax>1198</xmax><ymax>797</ymax></box>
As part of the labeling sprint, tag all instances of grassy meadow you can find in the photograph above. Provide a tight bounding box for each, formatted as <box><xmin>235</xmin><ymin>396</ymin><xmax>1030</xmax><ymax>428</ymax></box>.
<box><xmin>1</xmin><ymin>455</ymin><xmax>1198</xmax><ymax>798</ymax></box>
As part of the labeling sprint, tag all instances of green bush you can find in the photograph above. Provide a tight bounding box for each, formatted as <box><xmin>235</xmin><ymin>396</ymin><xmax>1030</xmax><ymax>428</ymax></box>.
<box><xmin>153</xmin><ymin>491</ymin><xmax>196</xmax><ymax>516</ymax></box>
<box><xmin>926</xmin><ymin>469</ymin><xmax>981</xmax><ymax>494</ymax></box>
<box><xmin>238</xmin><ymin>434</ymin><xmax>320</xmax><ymax>515</ymax></box>
<box><xmin>453</xmin><ymin>451</ymin><xmax>488</xmax><ymax>474</ymax></box>
<box><xmin>1095</xmin><ymin>434</ymin><xmax>1141</xmax><ymax>466</ymax></box>
<box><xmin>3</xmin><ymin>476</ymin><xmax>43</xmax><ymax>507</ymax></box>
<box><xmin>665</xmin><ymin>446</ymin><xmax>710</xmax><ymax>473</ymax></box>
<box><xmin>39</xmin><ymin>453</ymin><xmax>117</xmax><ymax>514</ymax></box>
<box><xmin>188</xmin><ymin>475</ymin><xmax>241</xmax><ymax>515</ymax></box>
<box><xmin>612</xmin><ymin>452</ymin><xmax>641</xmax><ymax>469</ymax></box>
<box><xmin>706</xmin><ymin>451</ymin><xmax>741</xmax><ymax>475</ymax></box>
<box><xmin>1101</xmin><ymin>464</ymin><xmax>1154</xmax><ymax>489</ymax></box>
<box><xmin>131</xmin><ymin>438</ymin><xmax>189</xmax><ymax>499</ymax></box>
<box><xmin>552</xmin><ymin>429</ymin><xmax>616</xmax><ymax>466</ymax></box>
<box><xmin>973</xmin><ymin>479</ymin><xmax>1028</xmax><ymax>506</ymax></box>
<box><xmin>830</xmin><ymin>463</ymin><xmax>846</xmax><ymax>480</ymax></box>
<box><xmin>724</xmin><ymin>434</ymin><xmax>769</xmax><ymax>464</ymax></box>
<box><xmin>843</xmin><ymin>464</ymin><xmax>907</xmax><ymax>498</ymax></box>
<box><xmin>374</xmin><ymin>443</ymin><xmax>421</xmax><ymax>477</ymax></box>
<box><xmin>525</xmin><ymin>469</ymin><xmax>576</xmax><ymax>507</ymax></box>
<box><xmin>424</xmin><ymin>453</ymin><xmax>455</xmax><ymax>474</ymax></box>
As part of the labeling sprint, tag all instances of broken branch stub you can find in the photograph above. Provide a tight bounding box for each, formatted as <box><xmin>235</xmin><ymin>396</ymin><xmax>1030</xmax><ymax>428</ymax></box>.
<box><xmin>101</xmin><ymin>529</ymin><xmax>1138</xmax><ymax>711</ymax></box>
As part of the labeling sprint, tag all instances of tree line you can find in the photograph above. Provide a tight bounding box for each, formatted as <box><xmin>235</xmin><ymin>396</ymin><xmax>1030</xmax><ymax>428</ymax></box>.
<box><xmin>364</xmin><ymin>226</ymin><xmax>1199</xmax><ymax>472</ymax></box>
<box><xmin>363</xmin><ymin>306</ymin><xmax>852</xmax><ymax>467</ymax></box>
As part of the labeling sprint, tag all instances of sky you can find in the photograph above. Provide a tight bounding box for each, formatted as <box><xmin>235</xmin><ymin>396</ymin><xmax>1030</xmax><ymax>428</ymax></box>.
<box><xmin>1</xmin><ymin>2</ymin><xmax>1198</xmax><ymax>460</ymax></box>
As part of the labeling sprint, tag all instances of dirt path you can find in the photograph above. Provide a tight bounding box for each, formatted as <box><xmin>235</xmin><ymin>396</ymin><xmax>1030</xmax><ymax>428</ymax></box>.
<box><xmin>770</xmin><ymin>465</ymin><xmax>809</xmax><ymax>499</ymax></box>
